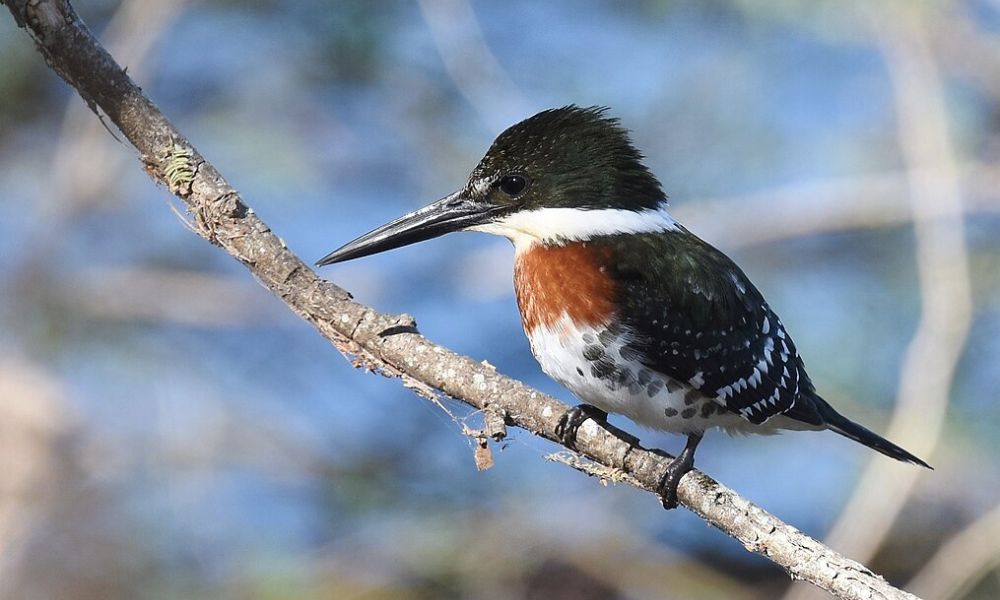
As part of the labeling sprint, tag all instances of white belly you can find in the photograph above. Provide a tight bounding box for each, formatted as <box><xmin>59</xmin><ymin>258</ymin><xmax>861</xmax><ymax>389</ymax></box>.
<box><xmin>526</xmin><ymin>315</ymin><xmax>755</xmax><ymax>434</ymax></box>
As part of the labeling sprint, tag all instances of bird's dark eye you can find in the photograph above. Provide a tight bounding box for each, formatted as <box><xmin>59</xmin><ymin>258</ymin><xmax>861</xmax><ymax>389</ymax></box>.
<box><xmin>498</xmin><ymin>175</ymin><xmax>529</xmax><ymax>196</ymax></box>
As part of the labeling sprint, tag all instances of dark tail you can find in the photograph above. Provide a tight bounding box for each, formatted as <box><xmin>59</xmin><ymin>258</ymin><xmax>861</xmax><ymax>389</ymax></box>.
<box><xmin>813</xmin><ymin>397</ymin><xmax>932</xmax><ymax>469</ymax></box>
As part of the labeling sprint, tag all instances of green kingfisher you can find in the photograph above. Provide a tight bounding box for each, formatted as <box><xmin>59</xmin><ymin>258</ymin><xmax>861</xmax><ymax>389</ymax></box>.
<box><xmin>317</xmin><ymin>106</ymin><xmax>930</xmax><ymax>509</ymax></box>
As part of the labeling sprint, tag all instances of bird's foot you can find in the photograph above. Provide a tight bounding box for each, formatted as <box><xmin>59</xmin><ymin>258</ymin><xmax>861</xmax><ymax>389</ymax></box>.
<box><xmin>656</xmin><ymin>432</ymin><xmax>703</xmax><ymax>510</ymax></box>
<box><xmin>555</xmin><ymin>404</ymin><xmax>608</xmax><ymax>448</ymax></box>
<box><xmin>656</xmin><ymin>455</ymin><xmax>694</xmax><ymax>510</ymax></box>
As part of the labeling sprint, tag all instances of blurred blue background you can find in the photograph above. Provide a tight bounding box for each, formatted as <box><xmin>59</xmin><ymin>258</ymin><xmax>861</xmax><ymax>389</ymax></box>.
<box><xmin>1</xmin><ymin>1</ymin><xmax>999</xmax><ymax>598</ymax></box>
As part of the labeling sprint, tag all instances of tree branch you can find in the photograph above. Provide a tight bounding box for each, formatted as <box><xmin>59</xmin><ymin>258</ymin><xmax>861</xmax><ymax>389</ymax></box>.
<box><xmin>2</xmin><ymin>2</ymin><xmax>922</xmax><ymax>598</ymax></box>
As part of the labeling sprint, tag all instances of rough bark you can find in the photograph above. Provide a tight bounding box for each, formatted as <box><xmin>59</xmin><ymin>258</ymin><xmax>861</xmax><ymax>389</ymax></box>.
<box><xmin>1</xmin><ymin>2</ymin><xmax>922</xmax><ymax>598</ymax></box>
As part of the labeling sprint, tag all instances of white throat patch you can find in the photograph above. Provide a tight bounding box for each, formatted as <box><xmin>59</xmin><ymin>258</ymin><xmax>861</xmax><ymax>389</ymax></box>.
<box><xmin>468</xmin><ymin>207</ymin><xmax>679</xmax><ymax>252</ymax></box>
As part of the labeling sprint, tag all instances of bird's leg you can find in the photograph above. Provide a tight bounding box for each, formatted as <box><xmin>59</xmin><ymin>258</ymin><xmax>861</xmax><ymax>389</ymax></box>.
<box><xmin>657</xmin><ymin>432</ymin><xmax>703</xmax><ymax>510</ymax></box>
<box><xmin>555</xmin><ymin>403</ymin><xmax>608</xmax><ymax>448</ymax></box>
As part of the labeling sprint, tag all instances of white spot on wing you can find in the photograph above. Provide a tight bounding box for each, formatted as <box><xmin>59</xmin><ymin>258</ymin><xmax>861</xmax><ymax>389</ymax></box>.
<box><xmin>756</xmin><ymin>357</ymin><xmax>768</xmax><ymax>374</ymax></box>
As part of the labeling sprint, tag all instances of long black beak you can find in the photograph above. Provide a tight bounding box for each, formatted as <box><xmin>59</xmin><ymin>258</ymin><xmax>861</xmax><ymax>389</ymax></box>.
<box><xmin>316</xmin><ymin>191</ymin><xmax>497</xmax><ymax>266</ymax></box>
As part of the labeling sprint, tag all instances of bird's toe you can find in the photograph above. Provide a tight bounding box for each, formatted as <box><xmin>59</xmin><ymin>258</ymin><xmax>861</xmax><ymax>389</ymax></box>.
<box><xmin>555</xmin><ymin>404</ymin><xmax>608</xmax><ymax>448</ymax></box>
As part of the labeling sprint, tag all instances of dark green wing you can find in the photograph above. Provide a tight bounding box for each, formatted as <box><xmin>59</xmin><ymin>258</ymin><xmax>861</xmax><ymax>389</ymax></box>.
<box><xmin>594</xmin><ymin>230</ymin><xmax>822</xmax><ymax>425</ymax></box>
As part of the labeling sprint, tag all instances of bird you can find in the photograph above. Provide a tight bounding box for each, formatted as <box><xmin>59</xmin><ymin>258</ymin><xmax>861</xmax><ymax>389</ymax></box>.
<box><xmin>316</xmin><ymin>105</ymin><xmax>930</xmax><ymax>509</ymax></box>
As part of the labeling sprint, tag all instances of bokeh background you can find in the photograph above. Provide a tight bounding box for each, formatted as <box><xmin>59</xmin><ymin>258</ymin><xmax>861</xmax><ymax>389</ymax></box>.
<box><xmin>1</xmin><ymin>1</ymin><xmax>999</xmax><ymax>598</ymax></box>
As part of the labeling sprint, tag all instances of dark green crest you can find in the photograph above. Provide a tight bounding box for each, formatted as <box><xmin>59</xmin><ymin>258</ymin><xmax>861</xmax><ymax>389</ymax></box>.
<box><xmin>468</xmin><ymin>106</ymin><xmax>667</xmax><ymax>212</ymax></box>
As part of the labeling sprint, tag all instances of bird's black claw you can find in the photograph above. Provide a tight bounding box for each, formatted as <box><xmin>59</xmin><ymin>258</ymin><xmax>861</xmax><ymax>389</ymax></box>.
<box><xmin>555</xmin><ymin>404</ymin><xmax>608</xmax><ymax>448</ymax></box>
<box><xmin>657</xmin><ymin>458</ymin><xmax>692</xmax><ymax>510</ymax></box>
<box><xmin>656</xmin><ymin>433</ymin><xmax>702</xmax><ymax>510</ymax></box>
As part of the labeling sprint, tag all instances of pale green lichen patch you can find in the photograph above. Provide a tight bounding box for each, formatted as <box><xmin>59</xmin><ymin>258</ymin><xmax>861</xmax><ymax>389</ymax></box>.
<box><xmin>164</xmin><ymin>145</ymin><xmax>195</xmax><ymax>189</ymax></box>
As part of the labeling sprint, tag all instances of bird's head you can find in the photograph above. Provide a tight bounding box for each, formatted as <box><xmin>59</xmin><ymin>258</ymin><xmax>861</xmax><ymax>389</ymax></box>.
<box><xmin>317</xmin><ymin>105</ymin><xmax>673</xmax><ymax>266</ymax></box>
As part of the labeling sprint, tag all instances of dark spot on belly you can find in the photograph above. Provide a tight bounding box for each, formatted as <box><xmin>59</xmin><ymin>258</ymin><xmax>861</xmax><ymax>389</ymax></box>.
<box><xmin>665</xmin><ymin>378</ymin><xmax>682</xmax><ymax>393</ymax></box>
<box><xmin>590</xmin><ymin>358</ymin><xmax>617</xmax><ymax>380</ymax></box>
<box><xmin>583</xmin><ymin>344</ymin><xmax>605</xmax><ymax>362</ymax></box>
<box><xmin>576</xmin><ymin>367</ymin><xmax>584</xmax><ymax>377</ymax></box>
<box><xmin>597</xmin><ymin>327</ymin><xmax>619</xmax><ymax>346</ymax></box>
<box><xmin>647</xmin><ymin>380</ymin><xmax>664</xmax><ymax>397</ymax></box>
<box><xmin>681</xmin><ymin>407</ymin><xmax>697</xmax><ymax>419</ymax></box>
<box><xmin>664</xmin><ymin>407</ymin><xmax>678</xmax><ymax>417</ymax></box>
<box><xmin>684</xmin><ymin>389</ymin><xmax>700</xmax><ymax>406</ymax></box>
<box><xmin>701</xmin><ymin>402</ymin><xmax>718</xmax><ymax>417</ymax></box>
<box><xmin>612</xmin><ymin>368</ymin><xmax>637</xmax><ymax>393</ymax></box>
<box><xmin>582</xmin><ymin>332</ymin><xmax>597</xmax><ymax>344</ymax></box>
<box><xmin>636</xmin><ymin>369</ymin><xmax>652</xmax><ymax>386</ymax></box>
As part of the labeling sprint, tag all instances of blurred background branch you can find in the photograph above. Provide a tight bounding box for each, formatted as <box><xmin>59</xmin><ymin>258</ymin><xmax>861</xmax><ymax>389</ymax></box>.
<box><xmin>907</xmin><ymin>502</ymin><xmax>1000</xmax><ymax>600</ymax></box>
<box><xmin>417</xmin><ymin>0</ymin><xmax>530</xmax><ymax>131</ymax></box>
<box><xmin>824</xmin><ymin>2</ymin><xmax>971</xmax><ymax>559</ymax></box>
<box><xmin>785</xmin><ymin>5</ymin><xmax>974</xmax><ymax>599</ymax></box>
<box><xmin>0</xmin><ymin>360</ymin><xmax>74</xmax><ymax>584</ymax></box>
<box><xmin>679</xmin><ymin>163</ymin><xmax>1000</xmax><ymax>249</ymax></box>
<box><xmin>14</xmin><ymin>0</ymin><xmax>187</xmax><ymax>269</ymax></box>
